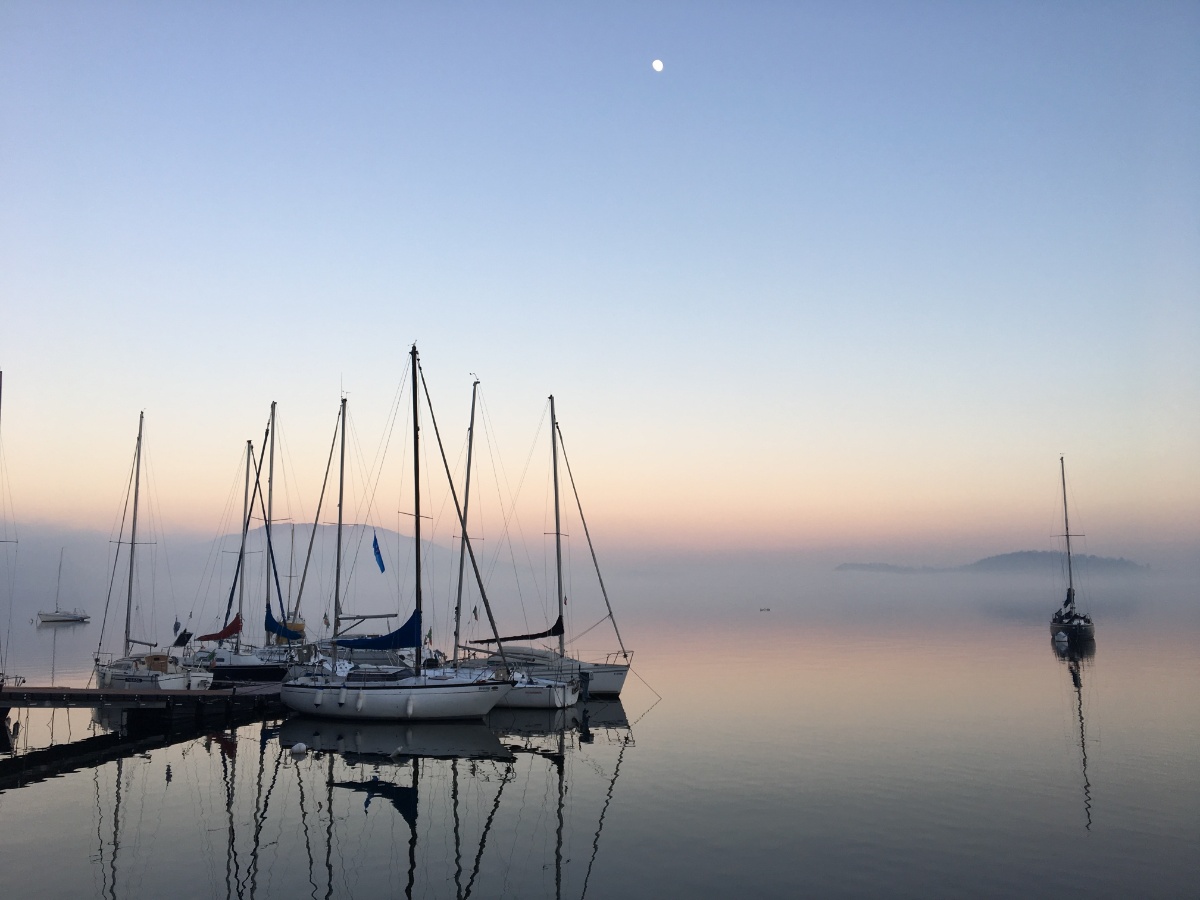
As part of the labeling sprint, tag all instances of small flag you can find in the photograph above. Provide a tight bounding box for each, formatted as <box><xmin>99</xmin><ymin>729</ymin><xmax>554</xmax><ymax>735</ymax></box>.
<box><xmin>471</xmin><ymin>605</ymin><xmax>478</xmax><ymax>621</ymax></box>
<box><xmin>372</xmin><ymin>530</ymin><xmax>386</xmax><ymax>573</ymax></box>
<box><xmin>323</xmin><ymin>611</ymin><xmax>330</xmax><ymax>628</ymax></box>
<box><xmin>425</xmin><ymin>628</ymin><xmax>433</xmax><ymax>646</ymax></box>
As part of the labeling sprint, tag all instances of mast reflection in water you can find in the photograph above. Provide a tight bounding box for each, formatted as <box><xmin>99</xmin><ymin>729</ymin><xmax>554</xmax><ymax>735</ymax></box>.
<box><xmin>70</xmin><ymin>701</ymin><xmax>631</xmax><ymax>900</ymax></box>
<box><xmin>1052</xmin><ymin>635</ymin><xmax>1096</xmax><ymax>831</ymax></box>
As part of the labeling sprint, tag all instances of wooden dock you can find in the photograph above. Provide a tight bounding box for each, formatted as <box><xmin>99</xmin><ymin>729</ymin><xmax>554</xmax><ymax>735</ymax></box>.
<box><xmin>1</xmin><ymin>682</ymin><xmax>283</xmax><ymax>727</ymax></box>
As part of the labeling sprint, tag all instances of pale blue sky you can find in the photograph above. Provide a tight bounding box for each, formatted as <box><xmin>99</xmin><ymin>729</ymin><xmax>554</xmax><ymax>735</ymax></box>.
<box><xmin>1</xmin><ymin>2</ymin><xmax>1197</xmax><ymax>565</ymax></box>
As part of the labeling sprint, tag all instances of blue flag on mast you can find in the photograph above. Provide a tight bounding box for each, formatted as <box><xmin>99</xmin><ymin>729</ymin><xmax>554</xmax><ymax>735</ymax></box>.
<box><xmin>372</xmin><ymin>530</ymin><xmax>386</xmax><ymax>573</ymax></box>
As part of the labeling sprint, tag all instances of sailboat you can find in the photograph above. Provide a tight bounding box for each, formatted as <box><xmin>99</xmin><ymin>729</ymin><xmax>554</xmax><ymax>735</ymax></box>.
<box><xmin>449</xmin><ymin>379</ymin><xmax>580</xmax><ymax>709</ymax></box>
<box><xmin>1049</xmin><ymin>456</ymin><xmax>1095</xmax><ymax>640</ymax></box>
<box><xmin>280</xmin><ymin>346</ymin><xmax>514</xmax><ymax>720</ymax></box>
<box><xmin>191</xmin><ymin>403</ymin><xmax>303</xmax><ymax>682</ymax></box>
<box><xmin>469</xmin><ymin>395</ymin><xmax>631</xmax><ymax>697</ymax></box>
<box><xmin>93</xmin><ymin>413</ymin><xmax>214</xmax><ymax>691</ymax></box>
<box><xmin>37</xmin><ymin>548</ymin><xmax>90</xmax><ymax>624</ymax></box>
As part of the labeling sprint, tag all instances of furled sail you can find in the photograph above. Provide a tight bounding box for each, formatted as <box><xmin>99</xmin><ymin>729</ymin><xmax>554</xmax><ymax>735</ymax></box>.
<box><xmin>197</xmin><ymin>613</ymin><xmax>242</xmax><ymax>642</ymax></box>
<box><xmin>467</xmin><ymin>614</ymin><xmax>564</xmax><ymax>646</ymax></box>
<box><xmin>265</xmin><ymin>604</ymin><xmax>305</xmax><ymax>641</ymax></box>
<box><xmin>336</xmin><ymin>609</ymin><xmax>421</xmax><ymax>650</ymax></box>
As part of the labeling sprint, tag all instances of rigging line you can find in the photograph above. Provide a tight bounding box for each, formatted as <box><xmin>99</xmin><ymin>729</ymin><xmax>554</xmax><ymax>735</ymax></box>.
<box><xmin>142</xmin><ymin>443</ymin><xmax>180</xmax><ymax>628</ymax></box>
<box><xmin>579</xmin><ymin>734</ymin><xmax>630</xmax><ymax>900</ymax></box>
<box><xmin>416</xmin><ymin>357</ymin><xmax>510</xmax><ymax>668</ymax></box>
<box><xmin>294</xmin><ymin>403</ymin><xmax>341</xmax><ymax>620</ymax></box>
<box><xmin>481</xmin><ymin>395</ymin><xmax>549</xmax><ymax>610</ymax></box>
<box><xmin>555</xmin><ymin>423</ymin><xmax>628</xmax><ymax>659</ymax></box>
<box><xmin>93</xmin><ymin>440</ymin><xmax>139</xmax><ymax>673</ymax></box>
<box><xmin>189</xmin><ymin>450</ymin><xmax>245</xmax><ymax>624</ymax></box>
<box><xmin>464</xmin><ymin>762</ymin><xmax>514</xmax><ymax>899</ymax></box>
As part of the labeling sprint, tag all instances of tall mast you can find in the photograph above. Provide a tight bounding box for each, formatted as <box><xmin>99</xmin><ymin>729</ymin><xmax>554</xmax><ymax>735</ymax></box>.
<box><xmin>452</xmin><ymin>377</ymin><xmax>479</xmax><ymax>663</ymax></box>
<box><xmin>1060</xmin><ymin>455</ymin><xmax>1075</xmax><ymax>604</ymax></box>
<box><xmin>265</xmin><ymin>401</ymin><xmax>276</xmax><ymax>636</ymax></box>
<box><xmin>334</xmin><ymin>397</ymin><xmax>346</xmax><ymax>638</ymax></box>
<box><xmin>550</xmin><ymin>395</ymin><xmax>565</xmax><ymax>659</ymax></box>
<box><xmin>411</xmin><ymin>345</ymin><xmax>423</xmax><ymax>650</ymax></box>
<box><xmin>123</xmin><ymin>412</ymin><xmax>144</xmax><ymax>658</ymax></box>
<box><xmin>236</xmin><ymin>439</ymin><xmax>251</xmax><ymax>654</ymax></box>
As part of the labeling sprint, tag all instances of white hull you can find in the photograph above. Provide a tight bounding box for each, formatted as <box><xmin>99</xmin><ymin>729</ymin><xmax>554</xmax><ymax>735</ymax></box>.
<box><xmin>493</xmin><ymin>650</ymin><xmax>629</xmax><ymax>696</ymax></box>
<box><xmin>280</xmin><ymin>669</ymin><xmax>512</xmax><ymax>720</ymax></box>
<box><xmin>496</xmin><ymin>675</ymin><xmax>581</xmax><ymax>709</ymax></box>
<box><xmin>38</xmin><ymin>610</ymin><xmax>90</xmax><ymax>624</ymax></box>
<box><xmin>95</xmin><ymin>654</ymin><xmax>214</xmax><ymax>691</ymax></box>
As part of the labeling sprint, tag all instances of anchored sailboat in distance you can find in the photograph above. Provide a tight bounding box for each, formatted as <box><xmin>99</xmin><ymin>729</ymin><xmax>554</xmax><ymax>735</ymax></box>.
<box><xmin>37</xmin><ymin>548</ymin><xmax>90</xmax><ymax>624</ymax></box>
<box><xmin>280</xmin><ymin>346</ymin><xmax>513</xmax><ymax>720</ymax></box>
<box><xmin>1050</xmin><ymin>455</ymin><xmax>1095</xmax><ymax>641</ymax></box>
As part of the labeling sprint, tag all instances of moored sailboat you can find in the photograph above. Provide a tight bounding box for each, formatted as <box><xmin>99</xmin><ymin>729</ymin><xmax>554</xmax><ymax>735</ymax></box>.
<box><xmin>469</xmin><ymin>395</ymin><xmax>631</xmax><ymax>697</ymax></box>
<box><xmin>1049</xmin><ymin>455</ymin><xmax>1095</xmax><ymax>641</ymax></box>
<box><xmin>93</xmin><ymin>413</ymin><xmax>214</xmax><ymax>691</ymax></box>
<box><xmin>280</xmin><ymin>347</ymin><xmax>513</xmax><ymax>720</ymax></box>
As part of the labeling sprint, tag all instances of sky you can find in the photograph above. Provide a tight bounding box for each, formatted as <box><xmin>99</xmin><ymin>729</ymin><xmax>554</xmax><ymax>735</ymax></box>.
<box><xmin>1</xmin><ymin>1</ymin><xmax>1198</xmax><ymax>573</ymax></box>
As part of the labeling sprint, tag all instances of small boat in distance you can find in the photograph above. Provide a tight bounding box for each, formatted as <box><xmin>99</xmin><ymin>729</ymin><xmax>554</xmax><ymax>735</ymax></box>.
<box><xmin>1050</xmin><ymin>455</ymin><xmax>1095</xmax><ymax>641</ymax></box>
<box><xmin>37</xmin><ymin>548</ymin><xmax>90</xmax><ymax>624</ymax></box>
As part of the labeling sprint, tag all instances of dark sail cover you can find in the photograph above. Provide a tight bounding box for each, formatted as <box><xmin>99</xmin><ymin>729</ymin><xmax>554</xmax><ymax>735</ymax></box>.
<box><xmin>337</xmin><ymin>609</ymin><xmax>421</xmax><ymax>650</ymax></box>
<box><xmin>468</xmin><ymin>614</ymin><xmax>564</xmax><ymax>646</ymax></box>
<box><xmin>265</xmin><ymin>605</ymin><xmax>305</xmax><ymax>641</ymax></box>
<box><xmin>197</xmin><ymin>613</ymin><xmax>242</xmax><ymax>642</ymax></box>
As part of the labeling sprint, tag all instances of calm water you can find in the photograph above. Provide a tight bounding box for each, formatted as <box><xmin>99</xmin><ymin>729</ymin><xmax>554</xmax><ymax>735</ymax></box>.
<box><xmin>2</xmin><ymin>570</ymin><xmax>1198</xmax><ymax>898</ymax></box>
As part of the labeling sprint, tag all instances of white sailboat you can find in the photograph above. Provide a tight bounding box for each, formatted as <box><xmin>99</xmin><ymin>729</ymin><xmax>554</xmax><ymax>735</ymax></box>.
<box><xmin>470</xmin><ymin>395</ymin><xmax>631</xmax><ymax>697</ymax></box>
<box><xmin>191</xmin><ymin>403</ymin><xmax>303</xmax><ymax>682</ymax></box>
<box><xmin>280</xmin><ymin>346</ymin><xmax>513</xmax><ymax>720</ymax></box>
<box><xmin>1049</xmin><ymin>455</ymin><xmax>1095</xmax><ymax>641</ymax></box>
<box><xmin>449</xmin><ymin>379</ymin><xmax>580</xmax><ymax>709</ymax></box>
<box><xmin>37</xmin><ymin>548</ymin><xmax>90</xmax><ymax>624</ymax></box>
<box><xmin>93</xmin><ymin>413</ymin><xmax>214</xmax><ymax>691</ymax></box>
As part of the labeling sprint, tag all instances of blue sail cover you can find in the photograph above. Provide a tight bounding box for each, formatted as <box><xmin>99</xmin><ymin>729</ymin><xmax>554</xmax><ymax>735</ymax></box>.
<box><xmin>337</xmin><ymin>609</ymin><xmax>421</xmax><ymax>650</ymax></box>
<box><xmin>265</xmin><ymin>604</ymin><xmax>305</xmax><ymax>641</ymax></box>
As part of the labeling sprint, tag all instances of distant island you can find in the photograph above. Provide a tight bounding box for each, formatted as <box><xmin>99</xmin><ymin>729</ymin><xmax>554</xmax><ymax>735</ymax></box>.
<box><xmin>837</xmin><ymin>551</ymin><xmax>1148</xmax><ymax>575</ymax></box>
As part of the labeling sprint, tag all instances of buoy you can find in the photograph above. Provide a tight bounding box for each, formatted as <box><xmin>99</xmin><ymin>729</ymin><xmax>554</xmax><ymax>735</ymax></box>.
<box><xmin>338</xmin><ymin>686</ymin><xmax>348</xmax><ymax>706</ymax></box>
<box><xmin>290</xmin><ymin>742</ymin><xmax>307</xmax><ymax>756</ymax></box>
<box><xmin>406</xmin><ymin>697</ymin><xmax>414</xmax><ymax>717</ymax></box>
<box><xmin>355</xmin><ymin>690</ymin><xmax>365</xmax><ymax>712</ymax></box>
<box><xmin>314</xmin><ymin>689</ymin><xmax>324</xmax><ymax>707</ymax></box>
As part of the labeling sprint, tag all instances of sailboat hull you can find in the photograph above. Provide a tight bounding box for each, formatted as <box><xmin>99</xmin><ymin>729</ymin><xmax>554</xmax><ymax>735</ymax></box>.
<box><xmin>37</xmin><ymin>611</ymin><xmax>90</xmax><ymax>624</ymax></box>
<box><xmin>280</xmin><ymin>673</ymin><xmax>512</xmax><ymax>720</ymax></box>
<box><xmin>1050</xmin><ymin>622</ymin><xmax>1095</xmax><ymax>640</ymax></box>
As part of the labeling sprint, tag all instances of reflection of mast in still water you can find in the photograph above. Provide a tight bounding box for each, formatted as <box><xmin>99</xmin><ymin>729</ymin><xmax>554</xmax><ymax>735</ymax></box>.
<box><xmin>1053</xmin><ymin>636</ymin><xmax>1096</xmax><ymax>830</ymax></box>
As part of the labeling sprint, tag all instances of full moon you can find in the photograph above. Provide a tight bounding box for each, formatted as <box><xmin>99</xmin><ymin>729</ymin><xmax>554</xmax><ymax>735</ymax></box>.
<box><xmin>652</xmin><ymin>59</ymin><xmax>663</xmax><ymax>72</ymax></box>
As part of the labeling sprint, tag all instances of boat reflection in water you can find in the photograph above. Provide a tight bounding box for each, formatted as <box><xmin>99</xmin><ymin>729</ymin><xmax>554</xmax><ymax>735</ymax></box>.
<box><xmin>274</xmin><ymin>698</ymin><xmax>631</xmax><ymax>899</ymax></box>
<box><xmin>1052</xmin><ymin>634</ymin><xmax>1096</xmax><ymax>830</ymax></box>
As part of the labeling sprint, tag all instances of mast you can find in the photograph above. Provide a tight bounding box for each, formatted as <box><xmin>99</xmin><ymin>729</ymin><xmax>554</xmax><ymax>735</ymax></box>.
<box><xmin>334</xmin><ymin>397</ymin><xmax>347</xmax><ymax>639</ymax></box>
<box><xmin>550</xmin><ymin>396</ymin><xmax>565</xmax><ymax>659</ymax></box>
<box><xmin>411</xmin><ymin>344</ymin><xmax>423</xmax><ymax>658</ymax></box>
<box><xmin>237</xmin><ymin>439</ymin><xmax>251</xmax><ymax>654</ymax></box>
<box><xmin>1060</xmin><ymin>455</ymin><xmax>1075</xmax><ymax>608</ymax></box>
<box><xmin>54</xmin><ymin>547</ymin><xmax>64</xmax><ymax>612</ymax></box>
<box><xmin>265</xmin><ymin>401</ymin><xmax>276</xmax><ymax>639</ymax></box>
<box><xmin>452</xmin><ymin>377</ymin><xmax>479</xmax><ymax>663</ymax></box>
<box><xmin>123</xmin><ymin>412</ymin><xmax>144</xmax><ymax>658</ymax></box>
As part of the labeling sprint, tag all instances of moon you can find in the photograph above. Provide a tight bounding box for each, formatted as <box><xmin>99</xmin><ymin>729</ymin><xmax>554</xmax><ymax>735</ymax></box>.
<box><xmin>652</xmin><ymin>59</ymin><xmax>663</xmax><ymax>72</ymax></box>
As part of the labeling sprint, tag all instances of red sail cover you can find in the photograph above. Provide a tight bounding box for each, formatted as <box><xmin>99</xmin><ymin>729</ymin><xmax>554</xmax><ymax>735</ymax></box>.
<box><xmin>197</xmin><ymin>613</ymin><xmax>243</xmax><ymax>642</ymax></box>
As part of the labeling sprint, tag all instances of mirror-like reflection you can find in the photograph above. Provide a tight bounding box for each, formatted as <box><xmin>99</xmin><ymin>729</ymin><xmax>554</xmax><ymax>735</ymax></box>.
<box><xmin>19</xmin><ymin>700</ymin><xmax>631</xmax><ymax>900</ymax></box>
<box><xmin>1052</xmin><ymin>634</ymin><xmax>1096</xmax><ymax>830</ymax></box>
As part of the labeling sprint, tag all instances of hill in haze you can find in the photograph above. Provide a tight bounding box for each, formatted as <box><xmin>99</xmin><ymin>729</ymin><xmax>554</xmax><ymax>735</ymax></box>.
<box><xmin>837</xmin><ymin>551</ymin><xmax>1148</xmax><ymax>575</ymax></box>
